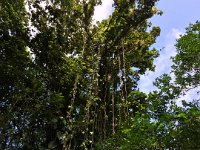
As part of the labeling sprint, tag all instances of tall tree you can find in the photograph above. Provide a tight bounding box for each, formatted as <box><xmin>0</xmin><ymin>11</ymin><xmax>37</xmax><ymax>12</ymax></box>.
<box><xmin>0</xmin><ymin>0</ymin><xmax>33</xmax><ymax>148</ymax></box>
<box><xmin>0</xmin><ymin>0</ymin><xmax>161</xmax><ymax>149</ymax></box>
<box><xmin>99</xmin><ymin>21</ymin><xmax>200</xmax><ymax>150</ymax></box>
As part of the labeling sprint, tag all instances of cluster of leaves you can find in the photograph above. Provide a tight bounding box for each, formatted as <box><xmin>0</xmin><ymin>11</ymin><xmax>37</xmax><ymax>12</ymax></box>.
<box><xmin>172</xmin><ymin>21</ymin><xmax>200</xmax><ymax>90</ymax></box>
<box><xmin>98</xmin><ymin>100</ymin><xmax>200</xmax><ymax>150</ymax></box>
<box><xmin>98</xmin><ymin>22</ymin><xmax>200</xmax><ymax>149</ymax></box>
<box><xmin>0</xmin><ymin>0</ymin><xmax>162</xmax><ymax>149</ymax></box>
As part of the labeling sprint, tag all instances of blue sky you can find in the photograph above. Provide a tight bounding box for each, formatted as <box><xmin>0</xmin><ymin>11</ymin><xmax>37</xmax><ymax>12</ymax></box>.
<box><xmin>139</xmin><ymin>0</ymin><xmax>200</xmax><ymax>91</ymax></box>
<box><xmin>138</xmin><ymin>0</ymin><xmax>200</xmax><ymax>102</ymax></box>
<box><xmin>93</xmin><ymin>0</ymin><xmax>200</xmax><ymax>101</ymax></box>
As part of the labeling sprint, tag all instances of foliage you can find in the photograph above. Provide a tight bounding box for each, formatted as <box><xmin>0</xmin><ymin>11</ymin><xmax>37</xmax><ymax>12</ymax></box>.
<box><xmin>172</xmin><ymin>21</ymin><xmax>200</xmax><ymax>90</ymax></box>
<box><xmin>0</xmin><ymin>0</ymin><xmax>161</xmax><ymax>149</ymax></box>
<box><xmin>97</xmin><ymin>22</ymin><xmax>200</xmax><ymax>149</ymax></box>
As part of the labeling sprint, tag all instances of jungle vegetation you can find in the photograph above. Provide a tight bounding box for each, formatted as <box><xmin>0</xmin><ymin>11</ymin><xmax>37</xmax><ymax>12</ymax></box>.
<box><xmin>0</xmin><ymin>0</ymin><xmax>199</xmax><ymax>149</ymax></box>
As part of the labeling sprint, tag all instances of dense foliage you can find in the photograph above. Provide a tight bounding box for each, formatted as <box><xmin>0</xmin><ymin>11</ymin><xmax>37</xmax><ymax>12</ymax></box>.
<box><xmin>98</xmin><ymin>22</ymin><xmax>200</xmax><ymax>149</ymax></box>
<box><xmin>0</xmin><ymin>0</ymin><xmax>161</xmax><ymax>149</ymax></box>
<box><xmin>0</xmin><ymin>0</ymin><xmax>199</xmax><ymax>149</ymax></box>
<box><xmin>172</xmin><ymin>22</ymin><xmax>200</xmax><ymax>90</ymax></box>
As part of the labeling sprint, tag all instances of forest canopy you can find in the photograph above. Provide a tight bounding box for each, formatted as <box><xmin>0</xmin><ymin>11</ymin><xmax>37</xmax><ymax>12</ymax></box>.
<box><xmin>0</xmin><ymin>0</ymin><xmax>199</xmax><ymax>149</ymax></box>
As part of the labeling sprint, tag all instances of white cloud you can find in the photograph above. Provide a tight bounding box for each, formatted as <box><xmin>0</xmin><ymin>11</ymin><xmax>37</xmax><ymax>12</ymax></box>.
<box><xmin>177</xmin><ymin>87</ymin><xmax>200</xmax><ymax>106</ymax></box>
<box><xmin>138</xmin><ymin>28</ymin><xmax>184</xmax><ymax>93</ymax></box>
<box><xmin>93</xmin><ymin>0</ymin><xmax>114</xmax><ymax>22</ymax></box>
<box><xmin>167</xmin><ymin>28</ymin><xmax>183</xmax><ymax>40</ymax></box>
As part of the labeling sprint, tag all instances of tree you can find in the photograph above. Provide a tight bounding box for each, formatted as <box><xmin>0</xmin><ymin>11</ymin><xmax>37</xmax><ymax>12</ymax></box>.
<box><xmin>172</xmin><ymin>21</ymin><xmax>200</xmax><ymax>91</ymax></box>
<box><xmin>0</xmin><ymin>0</ymin><xmax>161</xmax><ymax>149</ymax></box>
<box><xmin>98</xmin><ymin>21</ymin><xmax>200</xmax><ymax>149</ymax></box>
<box><xmin>0</xmin><ymin>0</ymin><xmax>34</xmax><ymax>148</ymax></box>
<box><xmin>170</xmin><ymin>21</ymin><xmax>200</xmax><ymax>149</ymax></box>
